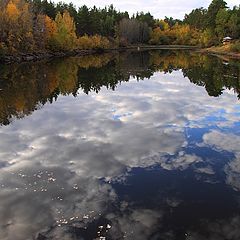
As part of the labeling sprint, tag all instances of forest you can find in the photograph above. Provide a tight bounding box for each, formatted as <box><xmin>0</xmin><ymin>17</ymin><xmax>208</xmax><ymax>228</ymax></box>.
<box><xmin>0</xmin><ymin>0</ymin><xmax>240</xmax><ymax>55</ymax></box>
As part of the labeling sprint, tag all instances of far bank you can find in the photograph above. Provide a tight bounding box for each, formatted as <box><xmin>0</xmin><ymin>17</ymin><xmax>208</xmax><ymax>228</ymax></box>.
<box><xmin>0</xmin><ymin>45</ymin><xmax>199</xmax><ymax>65</ymax></box>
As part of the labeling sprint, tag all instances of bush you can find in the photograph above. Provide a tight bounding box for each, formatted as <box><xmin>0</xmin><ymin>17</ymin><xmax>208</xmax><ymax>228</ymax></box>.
<box><xmin>77</xmin><ymin>35</ymin><xmax>110</xmax><ymax>50</ymax></box>
<box><xmin>77</xmin><ymin>35</ymin><xmax>93</xmax><ymax>49</ymax></box>
<box><xmin>0</xmin><ymin>42</ymin><xmax>7</xmax><ymax>56</ymax></box>
<box><xmin>119</xmin><ymin>37</ymin><xmax>128</xmax><ymax>47</ymax></box>
<box><xmin>230</xmin><ymin>42</ymin><xmax>240</xmax><ymax>53</ymax></box>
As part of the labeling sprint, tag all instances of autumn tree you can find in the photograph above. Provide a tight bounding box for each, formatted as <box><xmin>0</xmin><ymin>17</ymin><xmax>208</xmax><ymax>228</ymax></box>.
<box><xmin>199</xmin><ymin>28</ymin><xmax>218</xmax><ymax>47</ymax></box>
<box><xmin>149</xmin><ymin>27</ymin><xmax>171</xmax><ymax>45</ymax></box>
<box><xmin>149</xmin><ymin>22</ymin><xmax>201</xmax><ymax>46</ymax></box>
<box><xmin>44</xmin><ymin>15</ymin><xmax>57</xmax><ymax>48</ymax></box>
<box><xmin>52</xmin><ymin>11</ymin><xmax>77</xmax><ymax>50</ymax></box>
<box><xmin>0</xmin><ymin>0</ymin><xmax>33</xmax><ymax>52</ymax></box>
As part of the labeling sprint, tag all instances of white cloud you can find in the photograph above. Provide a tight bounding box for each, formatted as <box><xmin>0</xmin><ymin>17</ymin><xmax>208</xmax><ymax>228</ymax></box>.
<box><xmin>202</xmin><ymin>130</ymin><xmax>240</xmax><ymax>191</ymax></box>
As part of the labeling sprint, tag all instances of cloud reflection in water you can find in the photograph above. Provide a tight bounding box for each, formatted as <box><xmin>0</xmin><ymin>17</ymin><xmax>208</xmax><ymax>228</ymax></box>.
<box><xmin>0</xmin><ymin>51</ymin><xmax>240</xmax><ymax>239</ymax></box>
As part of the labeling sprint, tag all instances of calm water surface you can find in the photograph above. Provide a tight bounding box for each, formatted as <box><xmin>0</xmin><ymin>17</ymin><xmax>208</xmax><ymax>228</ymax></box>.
<box><xmin>0</xmin><ymin>51</ymin><xmax>240</xmax><ymax>240</ymax></box>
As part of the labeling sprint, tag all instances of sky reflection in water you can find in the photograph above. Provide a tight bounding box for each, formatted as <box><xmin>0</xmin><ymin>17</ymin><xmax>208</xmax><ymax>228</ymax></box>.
<box><xmin>0</xmin><ymin>51</ymin><xmax>240</xmax><ymax>240</ymax></box>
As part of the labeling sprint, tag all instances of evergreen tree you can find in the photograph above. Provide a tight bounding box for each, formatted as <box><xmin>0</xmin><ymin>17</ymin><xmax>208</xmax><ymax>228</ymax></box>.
<box><xmin>206</xmin><ymin>0</ymin><xmax>227</xmax><ymax>29</ymax></box>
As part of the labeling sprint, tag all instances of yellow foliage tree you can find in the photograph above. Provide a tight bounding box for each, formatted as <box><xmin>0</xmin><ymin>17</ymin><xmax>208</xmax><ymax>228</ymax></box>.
<box><xmin>0</xmin><ymin>0</ymin><xmax>34</xmax><ymax>52</ymax></box>
<box><xmin>0</xmin><ymin>0</ymin><xmax>113</xmax><ymax>54</ymax></box>
<box><xmin>172</xmin><ymin>24</ymin><xmax>191</xmax><ymax>45</ymax></box>
<box><xmin>150</xmin><ymin>22</ymin><xmax>201</xmax><ymax>46</ymax></box>
<box><xmin>155</xmin><ymin>20</ymin><xmax>169</xmax><ymax>30</ymax></box>
<box><xmin>149</xmin><ymin>28</ymin><xmax>162</xmax><ymax>44</ymax></box>
<box><xmin>77</xmin><ymin>34</ymin><xmax>93</xmax><ymax>49</ymax></box>
<box><xmin>6</xmin><ymin>0</ymin><xmax>20</xmax><ymax>19</ymax></box>
<box><xmin>45</xmin><ymin>15</ymin><xmax>57</xmax><ymax>40</ymax></box>
<box><xmin>44</xmin><ymin>15</ymin><xmax>58</xmax><ymax>49</ymax></box>
<box><xmin>52</xmin><ymin>11</ymin><xmax>77</xmax><ymax>51</ymax></box>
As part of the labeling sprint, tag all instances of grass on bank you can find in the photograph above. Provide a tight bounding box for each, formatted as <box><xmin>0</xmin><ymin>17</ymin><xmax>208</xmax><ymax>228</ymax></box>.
<box><xmin>203</xmin><ymin>41</ymin><xmax>240</xmax><ymax>57</ymax></box>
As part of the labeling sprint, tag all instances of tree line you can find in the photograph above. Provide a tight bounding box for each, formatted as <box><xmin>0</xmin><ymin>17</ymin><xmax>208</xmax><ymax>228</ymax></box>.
<box><xmin>0</xmin><ymin>0</ymin><xmax>240</xmax><ymax>55</ymax></box>
<box><xmin>150</xmin><ymin>0</ymin><xmax>240</xmax><ymax>47</ymax></box>
<box><xmin>184</xmin><ymin>0</ymin><xmax>240</xmax><ymax>47</ymax></box>
<box><xmin>0</xmin><ymin>0</ymin><xmax>114</xmax><ymax>54</ymax></box>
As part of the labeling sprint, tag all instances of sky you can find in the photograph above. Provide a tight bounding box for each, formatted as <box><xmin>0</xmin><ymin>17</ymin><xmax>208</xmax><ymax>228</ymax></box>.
<box><xmin>53</xmin><ymin>0</ymin><xmax>240</xmax><ymax>19</ymax></box>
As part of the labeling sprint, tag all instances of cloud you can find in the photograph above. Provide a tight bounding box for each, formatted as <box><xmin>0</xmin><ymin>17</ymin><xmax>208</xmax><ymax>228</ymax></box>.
<box><xmin>202</xmin><ymin>130</ymin><xmax>240</xmax><ymax>191</ymax></box>
<box><xmin>107</xmin><ymin>208</ymin><xmax>163</xmax><ymax>240</ymax></box>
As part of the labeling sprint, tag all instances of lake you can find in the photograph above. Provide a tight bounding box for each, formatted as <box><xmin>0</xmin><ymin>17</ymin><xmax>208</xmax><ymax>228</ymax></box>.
<box><xmin>0</xmin><ymin>50</ymin><xmax>240</xmax><ymax>240</ymax></box>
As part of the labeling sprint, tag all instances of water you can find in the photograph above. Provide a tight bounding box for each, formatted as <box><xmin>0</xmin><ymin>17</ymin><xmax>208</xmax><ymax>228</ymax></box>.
<box><xmin>0</xmin><ymin>50</ymin><xmax>240</xmax><ymax>240</ymax></box>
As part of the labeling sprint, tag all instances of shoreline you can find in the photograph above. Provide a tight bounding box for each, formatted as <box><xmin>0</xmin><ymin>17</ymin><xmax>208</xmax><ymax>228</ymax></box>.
<box><xmin>0</xmin><ymin>45</ymin><xmax>199</xmax><ymax>65</ymax></box>
<box><xmin>0</xmin><ymin>49</ymin><xmax>98</xmax><ymax>65</ymax></box>
<box><xmin>2</xmin><ymin>45</ymin><xmax>240</xmax><ymax>64</ymax></box>
<box><xmin>198</xmin><ymin>47</ymin><xmax>240</xmax><ymax>60</ymax></box>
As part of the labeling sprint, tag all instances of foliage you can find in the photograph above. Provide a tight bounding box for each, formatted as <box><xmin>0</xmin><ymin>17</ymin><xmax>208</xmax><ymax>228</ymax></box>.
<box><xmin>206</xmin><ymin>0</ymin><xmax>227</xmax><ymax>29</ymax></box>
<box><xmin>0</xmin><ymin>1</ymin><xmax>113</xmax><ymax>53</ymax></box>
<box><xmin>0</xmin><ymin>0</ymin><xmax>240</xmax><ymax>55</ymax></box>
<box><xmin>44</xmin><ymin>15</ymin><xmax>57</xmax><ymax>43</ymax></box>
<box><xmin>199</xmin><ymin>28</ymin><xmax>219</xmax><ymax>47</ymax></box>
<box><xmin>136</xmin><ymin>12</ymin><xmax>155</xmax><ymax>28</ymax></box>
<box><xmin>215</xmin><ymin>8</ymin><xmax>230</xmax><ymax>40</ymax></box>
<box><xmin>184</xmin><ymin>8</ymin><xmax>207</xmax><ymax>29</ymax></box>
<box><xmin>184</xmin><ymin>0</ymin><xmax>240</xmax><ymax>46</ymax></box>
<box><xmin>117</xmin><ymin>18</ymin><xmax>150</xmax><ymax>45</ymax></box>
<box><xmin>230</xmin><ymin>41</ymin><xmax>240</xmax><ymax>53</ymax></box>
<box><xmin>77</xmin><ymin>35</ymin><xmax>110</xmax><ymax>50</ymax></box>
<box><xmin>0</xmin><ymin>42</ymin><xmax>7</xmax><ymax>56</ymax></box>
<box><xmin>150</xmin><ymin>0</ymin><xmax>240</xmax><ymax>47</ymax></box>
<box><xmin>0</xmin><ymin>0</ymin><xmax>35</xmax><ymax>52</ymax></box>
<box><xmin>228</xmin><ymin>10</ymin><xmax>240</xmax><ymax>39</ymax></box>
<box><xmin>149</xmin><ymin>23</ymin><xmax>201</xmax><ymax>46</ymax></box>
<box><xmin>51</xmin><ymin>11</ymin><xmax>77</xmax><ymax>50</ymax></box>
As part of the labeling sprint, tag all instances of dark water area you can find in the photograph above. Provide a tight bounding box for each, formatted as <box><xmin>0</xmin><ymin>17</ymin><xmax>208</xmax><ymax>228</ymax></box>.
<box><xmin>0</xmin><ymin>50</ymin><xmax>240</xmax><ymax>240</ymax></box>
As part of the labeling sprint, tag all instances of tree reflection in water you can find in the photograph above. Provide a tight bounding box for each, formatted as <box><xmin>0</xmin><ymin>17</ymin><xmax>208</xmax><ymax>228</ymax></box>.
<box><xmin>0</xmin><ymin>50</ymin><xmax>240</xmax><ymax>125</ymax></box>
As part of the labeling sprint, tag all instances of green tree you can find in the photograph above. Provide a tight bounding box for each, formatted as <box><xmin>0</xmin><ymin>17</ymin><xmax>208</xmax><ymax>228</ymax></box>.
<box><xmin>228</xmin><ymin>11</ymin><xmax>240</xmax><ymax>39</ymax></box>
<box><xmin>215</xmin><ymin>8</ymin><xmax>230</xmax><ymax>39</ymax></box>
<box><xmin>77</xmin><ymin>5</ymin><xmax>90</xmax><ymax>35</ymax></box>
<box><xmin>184</xmin><ymin>8</ymin><xmax>207</xmax><ymax>29</ymax></box>
<box><xmin>206</xmin><ymin>0</ymin><xmax>227</xmax><ymax>29</ymax></box>
<box><xmin>136</xmin><ymin>12</ymin><xmax>155</xmax><ymax>28</ymax></box>
<box><xmin>200</xmin><ymin>28</ymin><xmax>218</xmax><ymax>47</ymax></box>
